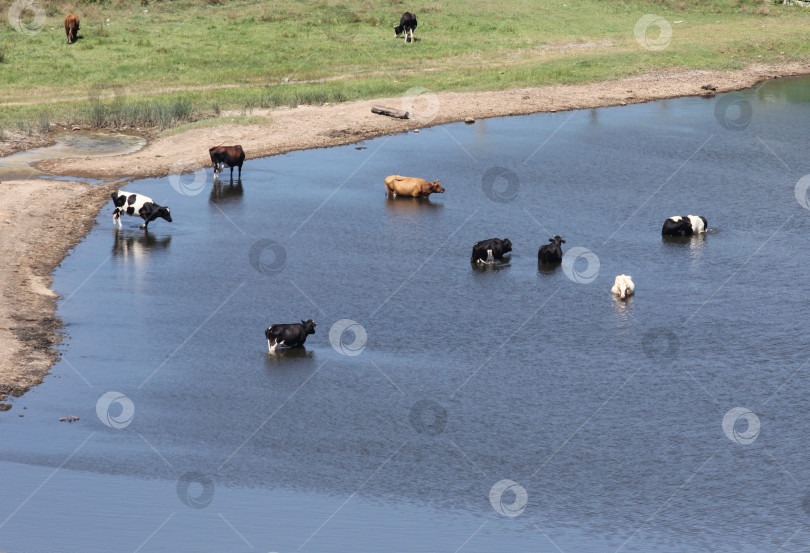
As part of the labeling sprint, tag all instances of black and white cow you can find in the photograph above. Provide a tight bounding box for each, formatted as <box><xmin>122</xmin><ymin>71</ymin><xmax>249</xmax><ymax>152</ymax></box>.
<box><xmin>394</xmin><ymin>12</ymin><xmax>417</xmax><ymax>42</ymax></box>
<box><xmin>537</xmin><ymin>235</ymin><xmax>565</xmax><ymax>265</ymax></box>
<box><xmin>265</xmin><ymin>319</ymin><xmax>316</xmax><ymax>353</ymax></box>
<box><xmin>471</xmin><ymin>238</ymin><xmax>512</xmax><ymax>263</ymax></box>
<box><xmin>661</xmin><ymin>215</ymin><xmax>707</xmax><ymax>237</ymax></box>
<box><xmin>111</xmin><ymin>191</ymin><xmax>172</xmax><ymax>230</ymax></box>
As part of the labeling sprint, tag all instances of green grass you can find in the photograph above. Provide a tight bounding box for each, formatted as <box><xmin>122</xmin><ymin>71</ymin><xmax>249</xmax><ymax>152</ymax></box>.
<box><xmin>0</xmin><ymin>0</ymin><xmax>808</xmax><ymax>131</ymax></box>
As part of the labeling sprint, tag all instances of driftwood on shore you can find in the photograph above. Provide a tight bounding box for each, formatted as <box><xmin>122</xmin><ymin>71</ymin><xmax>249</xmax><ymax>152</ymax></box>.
<box><xmin>371</xmin><ymin>105</ymin><xmax>409</xmax><ymax>119</ymax></box>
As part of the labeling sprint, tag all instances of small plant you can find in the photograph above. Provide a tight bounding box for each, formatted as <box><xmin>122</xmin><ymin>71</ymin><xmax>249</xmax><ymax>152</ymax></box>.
<box><xmin>0</xmin><ymin>40</ymin><xmax>10</xmax><ymax>64</ymax></box>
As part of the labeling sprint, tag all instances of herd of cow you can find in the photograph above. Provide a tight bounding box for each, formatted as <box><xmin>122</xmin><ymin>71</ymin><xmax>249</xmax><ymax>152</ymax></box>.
<box><xmin>64</xmin><ymin>11</ymin><xmax>418</xmax><ymax>45</ymax></box>
<box><xmin>109</xmin><ymin>141</ymin><xmax>709</xmax><ymax>353</ymax></box>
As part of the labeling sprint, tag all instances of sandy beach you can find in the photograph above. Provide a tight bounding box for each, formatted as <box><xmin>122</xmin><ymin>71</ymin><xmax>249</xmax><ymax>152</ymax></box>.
<box><xmin>1</xmin><ymin>61</ymin><xmax>808</xmax><ymax>408</ymax></box>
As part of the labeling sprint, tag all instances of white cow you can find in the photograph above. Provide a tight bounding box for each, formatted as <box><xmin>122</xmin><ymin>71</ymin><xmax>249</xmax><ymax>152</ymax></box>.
<box><xmin>611</xmin><ymin>274</ymin><xmax>635</xmax><ymax>300</ymax></box>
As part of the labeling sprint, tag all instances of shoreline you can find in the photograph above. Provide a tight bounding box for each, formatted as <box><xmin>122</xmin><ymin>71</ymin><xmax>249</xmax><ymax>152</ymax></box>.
<box><xmin>1</xmin><ymin>61</ymin><xmax>809</xmax><ymax>409</ymax></box>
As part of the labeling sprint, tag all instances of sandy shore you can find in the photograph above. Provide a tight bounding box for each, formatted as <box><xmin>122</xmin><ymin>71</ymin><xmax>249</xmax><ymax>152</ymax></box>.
<box><xmin>0</xmin><ymin>180</ymin><xmax>114</xmax><ymax>408</ymax></box>
<box><xmin>1</xmin><ymin>61</ymin><xmax>809</xmax><ymax>409</ymax></box>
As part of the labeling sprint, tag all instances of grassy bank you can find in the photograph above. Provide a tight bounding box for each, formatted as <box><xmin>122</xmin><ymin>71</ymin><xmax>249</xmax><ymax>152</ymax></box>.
<box><xmin>0</xmin><ymin>0</ymin><xmax>808</xmax><ymax>134</ymax></box>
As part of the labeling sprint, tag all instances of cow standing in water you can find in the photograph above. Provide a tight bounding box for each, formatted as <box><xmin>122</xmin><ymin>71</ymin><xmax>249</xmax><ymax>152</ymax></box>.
<box><xmin>661</xmin><ymin>215</ymin><xmax>707</xmax><ymax>236</ymax></box>
<box><xmin>265</xmin><ymin>320</ymin><xmax>316</xmax><ymax>353</ymax></box>
<box><xmin>64</xmin><ymin>14</ymin><xmax>79</xmax><ymax>44</ymax></box>
<box><xmin>209</xmin><ymin>145</ymin><xmax>245</xmax><ymax>181</ymax></box>
<box><xmin>111</xmin><ymin>191</ymin><xmax>172</xmax><ymax>230</ymax></box>
<box><xmin>384</xmin><ymin>175</ymin><xmax>444</xmax><ymax>198</ymax></box>
<box><xmin>471</xmin><ymin>238</ymin><xmax>512</xmax><ymax>264</ymax></box>
<box><xmin>537</xmin><ymin>235</ymin><xmax>565</xmax><ymax>265</ymax></box>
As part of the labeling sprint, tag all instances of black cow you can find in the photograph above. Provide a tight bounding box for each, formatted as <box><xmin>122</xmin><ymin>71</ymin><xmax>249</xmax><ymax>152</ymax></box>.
<box><xmin>394</xmin><ymin>12</ymin><xmax>417</xmax><ymax>43</ymax></box>
<box><xmin>265</xmin><ymin>319</ymin><xmax>316</xmax><ymax>353</ymax></box>
<box><xmin>111</xmin><ymin>191</ymin><xmax>172</xmax><ymax>230</ymax></box>
<box><xmin>209</xmin><ymin>145</ymin><xmax>245</xmax><ymax>181</ymax></box>
<box><xmin>537</xmin><ymin>235</ymin><xmax>565</xmax><ymax>264</ymax></box>
<box><xmin>471</xmin><ymin>238</ymin><xmax>512</xmax><ymax>263</ymax></box>
<box><xmin>661</xmin><ymin>215</ymin><xmax>707</xmax><ymax>236</ymax></box>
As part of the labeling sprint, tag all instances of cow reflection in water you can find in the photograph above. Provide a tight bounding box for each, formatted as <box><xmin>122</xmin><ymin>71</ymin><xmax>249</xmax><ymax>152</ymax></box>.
<box><xmin>112</xmin><ymin>230</ymin><xmax>171</xmax><ymax>268</ymax></box>
<box><xmin>384</xmin><ymin>196</ymin><xmax>442</xmax><ymax>213</ymax></box>
<box><xmin>209</xmin><ymin>180</ymin><xmax>244</xmax><ymax>204</ymax></box>
<box><xmin>264</xmin><ymin>347</ymin><xmax>316</xmax><ymax>368</ymax></box>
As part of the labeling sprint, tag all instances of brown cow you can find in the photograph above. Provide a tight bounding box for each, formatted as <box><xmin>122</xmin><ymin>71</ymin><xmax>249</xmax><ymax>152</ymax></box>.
<box><xmin>209</xmin><ymin>145</ymin><xmax>245</xmax><ymax>181</ymax></box>
<box><xmin>384</xmin><ymin>175</ymin><xmax>444</xmax><ymax>198</ymax></box>
<box><xmin>64</xmin><ymin>14</ymin><xmax>79</xmax><ymax>44</ymax></box>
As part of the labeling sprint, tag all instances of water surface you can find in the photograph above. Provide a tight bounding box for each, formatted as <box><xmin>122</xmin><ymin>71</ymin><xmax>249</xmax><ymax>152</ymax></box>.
<box><xmin>2</xmin><ymin>78</ymin><xmax>810</xmax><ymax>553</ymax></box>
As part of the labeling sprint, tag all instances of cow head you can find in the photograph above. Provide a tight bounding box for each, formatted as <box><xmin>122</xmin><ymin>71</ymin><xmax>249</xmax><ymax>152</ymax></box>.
<box><xmin>394</xmin><ymin>24</ymin><xmax>404</xmax><ymax>36</ymax></box>
<box><xmin>549</xmin><ymin>235</ymin><xmax>565</xmax><ymax>246</ymax></box>
<box><xmin>615</xmin><ymin>276</ymin><xmax>632</xmax><ymax>299</ymax></box>
<box><xmin>698</xmin><ymin>216</ymin><xmax>708</xmax><ymax>231</ymax></box>
<box><xmin>156</xmin><ymin>206</ymin><xmax>172</xmax><ymax>223</ymax></box>
<box><xmin>301</xmin><ymin>319</ymin><xmax>316</xmax><ymax>335</ymax></box>
<box><xmin>429</xmin><ymin>181</ymin><xmax>445</xmax><ymax>194</ymax></box>
<box><xmin>501</xmin><ymin>239</ymin><xmax>513</xmax><ymax>254</ymax></box>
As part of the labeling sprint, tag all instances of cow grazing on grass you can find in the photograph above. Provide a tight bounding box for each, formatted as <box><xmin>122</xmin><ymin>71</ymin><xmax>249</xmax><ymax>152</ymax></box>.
<box><xmin>471</xmin><ymin>238</ymin><xmax>512</xmax><ymax>264</ymax></box>
<box><xmin>209</xmin><ymin>145</ymin><xmax>245</xmax><ymax>181</ymax></box>
<box><xmin>384</xmin><ymin>175</ymin><xmax>444</xmax><ymax>198</ymax></box>
<box><xmin>395</xmin><ymin>12</ymin><xmax>417</xmax><ymax>43</ymax></box>
<box><xmin>111</xmin><ymin>191</ymin><xmax>172</xmax><ymax>230</ymax></box>
<box><xmin>265</xmin><ymin>319</ymin><xmax>316</xmax><ymax>353</ymax></box>
<box><xmin>537</xmin><ymin>235</ymin><xmax>565</xmax><ymax>265</ymax></box>
<box><xmin>611</xmin><ymin>274</ymin><xmax>635</xmax><ymax>300</ymax></box>
<box><xmin>661</xmin><ymin>215</ymin><xmax>707</xmax><ymax>237</ymax></box>
<box><xmin>65</xmin><ymin>14</ymin><xmax>79</xmax><ymax>44</ymax></box>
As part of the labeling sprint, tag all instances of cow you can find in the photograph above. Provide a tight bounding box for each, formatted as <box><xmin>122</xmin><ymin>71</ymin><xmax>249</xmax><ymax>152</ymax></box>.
<box><xmin>65</xmin><ymin>14</ymin><xmax>79</xmax><ymax>44</ymax></box>
<box><xmin>265</xmin><ymin>319</ymin><xmax>316</xmax><ymax>353</ymax></box>
<box><xmin>661</xmin><ymin>215</ymin><xmax>707</xmax><ymax>236</ymax></box>
<box><xmin>111</xmin><ymin>191</ymin><xmax>172</xmax><ymax>230</ymax></box>
<box><xmin>471</xmin><ymin>238</ymin><xmax>512</xmax><ymax>264</ymax></box>
<box><xmin>384</xmin><ymin>175</ymin><xmax>444</xmax><ymax>198</ymax></box>
<box><xmin>394</xmin><ymin>12</ymin><xmax>417</xmax><ymax>43</ymax></box>
<box><xmin>537</xmin><ymin>235</ymin><xmax>565</xmax><ymax>265</ymax></box>
<box><xmin>209</xmin><ymin>145</ymin><xmax>245</xmax><ymax>181</ymax></box>
<box><xmin>611</xmin><ymin>274</ymin><xmax>635</xmax><ymax>300</ymax></box>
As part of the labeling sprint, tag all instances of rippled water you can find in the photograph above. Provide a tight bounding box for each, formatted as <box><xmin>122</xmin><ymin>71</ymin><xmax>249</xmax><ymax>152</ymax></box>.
<box><xmin>2</xmin><ymin>77</ymin><xmax>810</xmax><ymax>553</ymax></box>
<box><xmin>0</xmin><ymin>131</ymin><xmax>146</xmax><ymax>180</ymax></box>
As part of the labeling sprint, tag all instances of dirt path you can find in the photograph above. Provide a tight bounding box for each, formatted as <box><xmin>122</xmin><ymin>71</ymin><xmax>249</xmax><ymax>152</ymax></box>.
<box><xmin>1</xmin><ymin>61</ymin><xmax>809</xmax><ymax>410</ymax></box>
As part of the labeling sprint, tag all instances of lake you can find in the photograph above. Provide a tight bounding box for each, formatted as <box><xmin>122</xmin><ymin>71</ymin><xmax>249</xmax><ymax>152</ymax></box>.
<box><xmin>2</xmin><ymin>77</ymin><xmax>810</xmax><ymax>553</ymax></box>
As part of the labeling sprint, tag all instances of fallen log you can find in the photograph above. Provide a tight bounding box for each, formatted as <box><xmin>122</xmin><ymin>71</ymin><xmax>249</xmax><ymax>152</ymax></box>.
<box><xmin>371</xmin><ymin>105</ymin><xmax>409</xmax><ymax>119</ymax></box>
